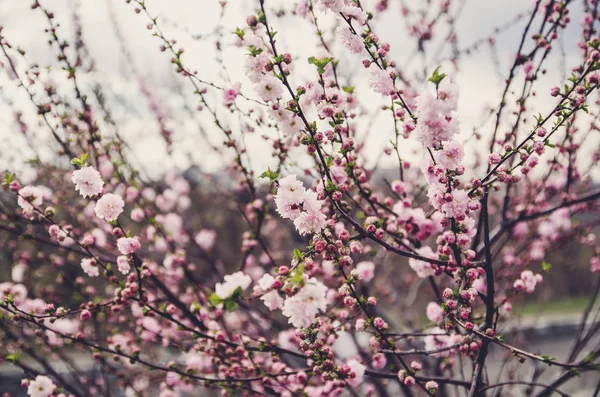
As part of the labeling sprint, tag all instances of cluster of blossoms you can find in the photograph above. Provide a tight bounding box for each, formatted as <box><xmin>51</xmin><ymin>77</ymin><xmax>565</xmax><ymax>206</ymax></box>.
<box><xmin>274</xmin><ymin>174</ymin><xmax>327</xmax><ymax>236</ymax></box>
<box><xmin>25</xmin><ymin>375</ymin><xmax>56</xmax><ymax>397</ymax></box>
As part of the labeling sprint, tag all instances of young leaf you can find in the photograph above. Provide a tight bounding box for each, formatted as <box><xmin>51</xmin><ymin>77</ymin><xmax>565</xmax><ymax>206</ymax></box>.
<box><xmin>428</xmin><ymin>66</ymin><xmax>447</xmax><ymax>87</ymax></box>
<box><xmin>308</xmin><ymin>56</ymin><xmax>333</xmax><ymax>75</ymax></box>
<box><xmin>224</xmin><ymin>300</ymin><xmax>239</xmax><ymax>312</ymax></box>
<box><xmin>208</xmin><ymin>293</ymin><xmax>223</xmax><ymax>307</ymax></box>
<box><xmin>3</xmin><ymin>172</ymin><xmax>15</xmax><ymax>185</ymax></box>
<box><xmin>6</xmin><ymin>350</ymin><xmax>22</xmax><ymax>363</ymax></box>
<box><xmin>259</xmin><ymin>167</ymin><xmax>279</xmax><ymax>182</ymax></box>
<box><xmin>70</xmin><ymin>153</ymin><xmax>88</xmax><ymax>168</ymax></box>
<box><xmin>542</xmin><ymin>260</ymin><xmax>552</xmax><ymax>273</ymax></box>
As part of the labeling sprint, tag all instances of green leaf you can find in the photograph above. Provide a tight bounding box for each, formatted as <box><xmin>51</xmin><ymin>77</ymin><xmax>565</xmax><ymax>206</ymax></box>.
<box><xmin>535</xmin><ymin>114</ymin><xmax>544</xmax><ymax>124</ymax></box>
<box><xmin>230</xmin><ymin>287</ymin><xmax>243</xmax><ymax>301</ymax></box>
<box><xmin>290</xmin><ymin>264</ymin><xmax>306</xmax><ymax>285</ymax></box>
<box><xmin>6</xmin><ymin>350</ymin><xmax>22</xmax><ymax>363</ymax></box>
<box><xmin>209</xmin><ymin>293</ymin><xmax>223</xmax><ymax>306</ymax></box>
<box><xmin>224</xmin><ymin>300</ymin><xmax>239</xmax><ymax>312</ymax></box>
<box><xmin>428</xmin><ymin>66</ymin><xmax>447</xmax><ymax>87</ymax></box>
<box><xmin>569</xmin><ymin>368</ymin><xmax>581</xmax><ymax>377</ymax></box>
<box><xmin>234</xmin><ymin>27</ymin><xmax>245</xmax><ymax>39</ymax></box>
<box><xmin>542</xmin><ymin>260</ymin><xmax>552</xmax><ymax>273</ymax></box>
<box><xmin>308</xmin><ymin>56</ymin><xmax>333</xmax><ymax>75</ymax></box>
<box><xmin>247</xmin><ymin>45</ymin><xmax>264</xmax><ymax>57</ymax></box>
<box><xmin>2</xmin><ymin>172</ymin><xmax>15</xmax><ymax>185</ymax></box>
<box><xmin>259</xmin><ymin>167</ymin><xmax>279</xmax><ymax>182</ymax></box>
<box><xmin>293</xmin><ymin>249</ymin><xmax>303</xmax><ymax>261</ymax></box>
<box><xmin>583</xmin><ymin>351</ymin><xmax>596</xmax><ymax>363</ymax></box>
<box><xmin>70</xmin><ymin>153</ymin><xmax>88</xmax><ymax>168</ymax></box>
<box><xmin>342</xmin><ymin>86</ymin><xmax>355</xmax><ymax>94</ymax></box>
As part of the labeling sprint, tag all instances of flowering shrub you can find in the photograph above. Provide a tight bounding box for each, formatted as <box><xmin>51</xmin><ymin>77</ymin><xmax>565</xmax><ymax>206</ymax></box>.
<box><xmin>1</xmin><ymin>0</ymin><xmax>600</xmax><ymax>396</ymax></box>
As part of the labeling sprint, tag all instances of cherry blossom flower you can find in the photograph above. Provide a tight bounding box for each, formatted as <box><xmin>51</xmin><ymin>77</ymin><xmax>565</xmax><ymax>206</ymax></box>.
<box><xmin>336</xmin><ymin>26</ymin><xmax>363</xmax><ymax>54</ymax></box>
<box><xmin>408</xmin><ymin>246</ymin><xmax>437</xmax><ymax>278</ymax></box>
<box><xmin>255</xmin><ymin>75</ymin><xmax>283</xmax><ymax>102</ymax></box>
<box><xmin>424</xmin><ymin>327</ymin><xmax>462</xmax><ymax>357</ymax></box>
<box><xmin>293</xmin><ymin>209</ymin><xmax>327</xmax><ymax>236</ymax></box>
<box><xmin>352</xmin><ymin>261</ymin><xmax>375</xmax><ymax>282</ymax></box>
<box><xmin>342</xmin><ymin>5</ymin><xmax>368</xmax><ymax>24</ymax></box>
<box><xmin>81</xmin><ymin>258</ymin><xmax>99</xmax><ymax>277</ymax></box>
<box><xmin>368</xmin><ymin>67</ymin><xmax>395</xmax><ymax>96</ymax></box>
<box><xmin>194</xmin><ymin>229</ymin><xmax>217</xmax><ymax>251</ymax></box>
<box><xmin>346</xmin><ymin>358</ymin><xmax>366</xmax><ymax>387</ymax></box>
<box><xmin>18</xmin><ymin>186</ymin><xmax>43</xmax><ymax>213</ymax></box>
<box><xmin>214</xmin><ymin>271</ymin><xmax>252</xmax><ymax>300</ymax></box>
<box><xmin>274</xmin><ymin>174</ymin><xmax>306</xmax><ymax>220</ymax></box>
<box><xmin>426</xmin><ymin>302</ymin><xmax>444</xmax><ymax>323</ymax></box>
<box><xmin>27</xmin><ymin>375</ymin><xmax>55</xmax><ymax>397</ymax></box>
<box><xmin>415</xmin><ymin>90</ymin><xmax>459</xmax><ymax>148</ymax></box>
<box><xmin>282</xmin><ymin>278</ymin><xmax>328</xmax><ymax>328</ymax></box>
<box><xmin>117</xmin><ymin>255</ymin><xmax>131</xmax><ymax>274</ymax></box>
<box><xmin>257</xmin><ymin>273</ymin><xmax>284</xmax><ymax>310</ymax></box>
<box><xmin>117</xmin><ymin>237</ymin><xmax>141</xmax><ymax>255</ymax></box>
<box><xmin>436</xmin><ymin>140</ymin><xmax>464</xmax><ymax>170</ymax></box>
<box><xmin>95</xmin><ymin>193</ymin><xmax>125</xmax><ymax>222</ymax></box>
<box><xmin>223</xmin><ymin>82</ymin><xmax>241</xmax><ymax>106</ymax></box>
<box><xmin>71</xmin><ymin>166</ymin><xmax>104</xmax><ymax>198</ymax></box>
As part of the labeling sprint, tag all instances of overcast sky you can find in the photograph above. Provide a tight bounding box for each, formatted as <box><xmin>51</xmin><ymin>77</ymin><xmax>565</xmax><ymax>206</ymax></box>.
<box><xmin>0</xmin><ymin>0</ymin><xmax>596</xmax><ymax>182</ymax></box>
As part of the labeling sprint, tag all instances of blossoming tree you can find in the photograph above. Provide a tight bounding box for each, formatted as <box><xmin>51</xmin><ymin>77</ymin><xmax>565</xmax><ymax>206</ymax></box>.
<box><xmin>1</xmin><ymin>0</ymin><xmax>600</xmax><ymax>396</ymax></box>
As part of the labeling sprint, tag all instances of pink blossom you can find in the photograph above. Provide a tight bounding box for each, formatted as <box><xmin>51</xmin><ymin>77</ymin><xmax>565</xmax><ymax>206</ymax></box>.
<box><xmin>426</xmin><ymin>301</ymin><xmax>444</xmax><ymax>323</ymax></box>
<box><xmin>81</xmin><ymin>258</ymin><xmax>99</xmax><ymax>277</ymax></box>
<box><xmin>214</xmin><ymin>271</ymin><xmax>252</xmax><ymax>300</ymax></box>
<box><xmin>295</xmin><ymin>0</ymin><xmax>309</xmax><ymax>17</ymax></box>
<box><xmin>27</xmin><ymin>375</ymin><xmax>55</xmax><ymax>397</ymax></box>
<box><xmin>342</xmin><ymin>5</ymin><xmax>368</xmax><ymax>24</ymax></box>
<box><xmin>125</xmin><ymin>186</ymin><xmax>139</xmax><ymax>203</ymax></box>
<box><xmin>274</xmin><ymin>174</ymin><xmax>306</xmax><ymax>220</ymax></box>
<box><xmin>315</xmin><ymin>0</ymin><xmax>345</xmax><ymax>13</ymax></box>
<box><xmin>130</xmin><ymin>208</ymin><xmax>145</xmax><ymax>222</ymax></box>
<box><xmin>95</xmin><ymin>193</ymin><xmax>124</xmax><ymax>222</ymax></box>
<box><xmin>591</xmin><ymin>257</ymin><xmax>600</xmax><ymax>273</ymax></box>
<box><xmin>194</xmin><ymin>229</ymin><xmax>217</xmax><ymax>251</ymax></box>
<box><xmin>71</xmin><ymin>166</ymin><xmax>104</xmax><ymax>198</ymax></box>
<box><xmin>223</xmin><ymin>82</ymin><xmax>241</xmax><ymax>106</ymax></box>
<box><xmin>436</xmin><ymin>140</ymin><xmax>464</xmax><ymax>170</ymax></box>
<box><xmin>336</xmin><ymin>26</ymin><xmax>363</xmax><ymax>54</ymax></box>
<box><xmin>184</xmin><ymin>352</ymin><xmax>211</xmax><ymax>372</ymax></box>
<box><xmin>257</xmin><ymin>273</ymin><xmax>284</xmax><ymax>310</ymax></box>
<box><xmin>409</xmin><ymin>246</ymin><xmax>437</xmax><ymax>278</ymax></box>
<box><xmin>293</xmin><ymin>209</ymin><xmax>327</xmax><ymax>236</ymax></box>
<box><xmin>425</xmin><ymin>380</ymin><xmax>439</xmax><ymax>393</ymax></box>
<box><xmin>345</xmin><ymin>358</ymin><xmax>366</xmax><ymax>387</ymax></box>
<box><xmin>441</xmin><ymin>189</ymin><xmax>469</xmax><ymax>220</ymax></box>
<box><xmin>18</xmin><ymin>186</ymin><xmax>43</xmax><ymax>213</ymax></box>
<box><xmin>255</xmin><ymin>75</ymin><xmax>283</xmax><ymax>102</ymax></box>
<box><xmin>352</xmin><ymin>261</ymin><xmax>375</xmax><ymax>282</ymax></box>
<box><xmin>117</xmin><ymin>255</ymin><xmax>131</xmax><ymax>275</ymax></box>
<box><xmin>415</xmin><ymin>90</ymin><xmax>459</xmax><ymax>148</ymax></box>
<box><xmin>117</xmin><ymin>237</ymin><xmax>141</xmax><ymax>255</ymax></box>
<box><xmin>282</xmin><ymin>278</ymin><xmax>328</xmax><ymax>327</ymax></box>
<box><xmin>97</xmin><ymin>156</ymin><xmax>114</xmax><ymax>179</ymax></box>
<box><xmin>368</xmin><ymin>67</ymin><xmax>395</xmax><ymax>96</ymax></box>
<box><xmin>371</xmin><ymin>353</ymin><xmax>387</xmax><ymax>370</ymax></box>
